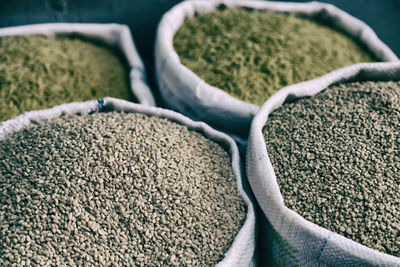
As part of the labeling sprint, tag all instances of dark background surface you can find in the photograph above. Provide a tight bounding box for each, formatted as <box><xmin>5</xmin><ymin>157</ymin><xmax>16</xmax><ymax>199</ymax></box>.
<box><xmin>0</xmin><ymin>0</ymin><xmax>399</xmax><ymax>104</ymax></box>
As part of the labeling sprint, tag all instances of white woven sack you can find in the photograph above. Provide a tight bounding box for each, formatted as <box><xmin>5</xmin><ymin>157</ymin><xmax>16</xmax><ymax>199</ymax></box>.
<box><xmin>155</xmin><ymin>0</ymin><xmax>398</xmax><ymax>137</ymax></box>
<box><xmin>0</xmin><ymin>23</ymin><xmax>155</xmax><ymax>106</ymax></box>
<box><xmin>247</xmin><ymin>61</ymin><xmax>400</xmax><ymax>266</ymax></box>
<box><xmin>0</xmin><ymin>97</ymin><xmax>256</xmax><ymax>267</ymax></box>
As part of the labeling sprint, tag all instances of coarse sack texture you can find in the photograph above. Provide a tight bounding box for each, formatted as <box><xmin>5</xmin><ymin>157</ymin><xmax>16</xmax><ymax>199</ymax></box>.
<box><xmin>0</xmin><ymin>97</ymin><xmax>256</xmax><ymax>267</ymax></box>
<box><xmin>247</xmin><ymin>61</ymin><xmax>400</xmax><ymax>266</ymax></box>
<box><xmin>174</xmin><ymin>9</ymin><xmax>375</xmax><ymax>106</ymax></box>
<box><xmin>0</xmin><ymin>23</ymin><xmax>155</xmax><ymax>121</ymax></box>
<box><xmin>155</xmin><ymin>0</ymin><xmax>399</xmax><ymax>137</ymax></box>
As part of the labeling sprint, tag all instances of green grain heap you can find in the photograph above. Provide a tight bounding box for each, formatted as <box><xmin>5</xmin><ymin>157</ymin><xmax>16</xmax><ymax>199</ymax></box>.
<box><xmin>0</xmin><ymin>112</ymin><xmax>246</xmax><ymax>266</ymax></box>
<box><xmin>174</xmin><ymin>8</ymin><xmax>376</xmax><ymax>105</ymax></box>
<box><xmin>0</xmin><ymin>36</ymin><xmax>133</xmax><ymax>122</ymax></box>
<box><xmin>263</xmin><ymin>81</ymin><xmax>400</xmax><ymax>257</ymax></box>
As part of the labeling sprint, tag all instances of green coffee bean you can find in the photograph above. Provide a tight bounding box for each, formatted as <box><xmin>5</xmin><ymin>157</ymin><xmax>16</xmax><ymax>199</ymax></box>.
<box><xmin>174</xmin><ymin>9</ymin><xmax>375</xmax><ymax>106</ymax></box>
<box><xmin>0</xmin><ymin>112</ymin><xmax>245</xmax><ymax>266</ymax></box>
<box><xmin>0</xmin><ymin>36</ymin><xmax>133</xmax><ymax>122</ymax></box>
<box><xmin>264</xmin><ymin>81</ymin><xmax>400</xmax><ymax>257</ymax></box>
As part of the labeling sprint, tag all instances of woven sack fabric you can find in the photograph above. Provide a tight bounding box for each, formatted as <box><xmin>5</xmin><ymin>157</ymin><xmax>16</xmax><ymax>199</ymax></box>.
<box><xmin>0</xmin><ymin>23</ymin><xmax>156</xmax><ymax>106</ymax></box>
<box><xmin>0</xmin><ymin>97</ymin><xmax>256</xmax><ymax>267</ymax></box>
<box><xmin>155</xmin><ymin>0</ymin><xmax>398</xmax><ymax>137</ymax></box>
<box><xmin>247</xmin><ymin>62</ymin><xmax>400</xmax><ymax>266</ymax></box>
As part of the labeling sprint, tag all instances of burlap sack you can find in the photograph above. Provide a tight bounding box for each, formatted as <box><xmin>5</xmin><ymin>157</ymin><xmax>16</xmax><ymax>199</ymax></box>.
<box><xmin>247</xmin><ymin>61</ymin><xmax>400</xmax><ymax>266</ymax></box>
<box><xmin>0</xmin><ymin>23</ymin><xmax>155</xmax><ymax>106</ymax></box>
<box><xmin>0</xmin><ymin>97</ymin><xmax>256</xmax><ymax>267</ymax></box>
<box><xmin>155</xmin><ymin>0</ymin><xmax>398</xmax><ymax>137</ymax></box>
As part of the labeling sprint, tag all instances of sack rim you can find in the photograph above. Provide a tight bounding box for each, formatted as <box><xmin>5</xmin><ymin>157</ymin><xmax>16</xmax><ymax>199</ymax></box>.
<box><xmin>155</xmin><ymin>0</ymin><xmax>398</xmax><ymax>135</ymax></box>
<box><xmin>247</xmin><ymin>61</ymin><xmax>400</xmax><ymax>265</ymax></box>
<box><xmin>0</xmin><ymin>22</ymin><xmax>156</xmax><ymax>106</ymax></box>
<box><xmin>0</xmin><ymin>97</ymin><xmax>256</xmax><ymax>267</ymax></box>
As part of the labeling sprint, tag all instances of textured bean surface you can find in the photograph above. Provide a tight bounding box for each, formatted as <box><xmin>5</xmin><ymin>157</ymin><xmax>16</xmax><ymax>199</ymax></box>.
<box><xmin>0</xmin><ymin>112</ymin><xmax>246</xmax><ymax>266</ymax></box>
<box><xmin>174</xmin><ymin>9</ymin><xmax>375</xmax><ymax>106</ymax></box>
<box><xmin>0</xmin><ymin>36</ymin><xmax>133</xmax><ymax>122</ymax></box>
<box><xmin>263</xmin><ymin>81</ymin><xmax>400</xmax><ymax>256</ymax></box>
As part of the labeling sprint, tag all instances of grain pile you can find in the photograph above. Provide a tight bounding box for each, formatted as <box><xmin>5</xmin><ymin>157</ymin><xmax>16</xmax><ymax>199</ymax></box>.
<box><xmin>0</xmin><ymin>112</ymin><xmax>246</xmax><ymax>266</ymax></box>
<box><xmin>174</xmin><ymin>8</ymin><xmax>375</xmax><ymax>106</ymax></box>
<box><xmin>0</xmin><ymin>36</ymin><xmax>133</xmax><ymax>122</ymax></box>
<box><xmin>263</xmin><ymin>81</ymin><xmax>400</xmax><ymax>257</ymax></box>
